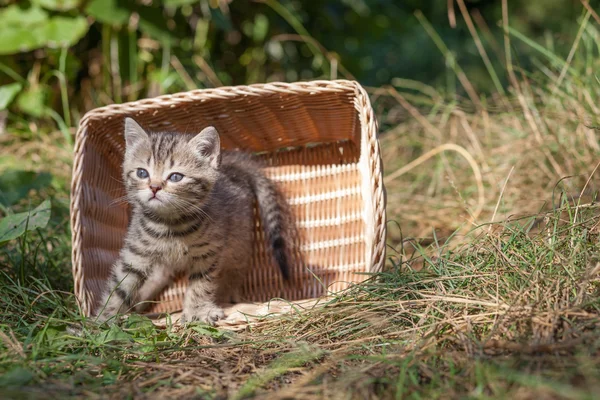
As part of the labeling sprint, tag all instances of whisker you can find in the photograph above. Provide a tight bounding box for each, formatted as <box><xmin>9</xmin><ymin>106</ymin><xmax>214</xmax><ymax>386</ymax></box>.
<box><xmin>167</xmin><ymin>197</ymin><xmax>214</xmax><ymax>223</ymax></box>
<box><xmin>182</xmin><ymin>116</ymin><xmax>193</xmax><ymax>135</ymax></box>
<box><xmin>110</xmin><ymin>195</ymin><xmax>131</xmax><ymax>207</ymax></box>
<box><xmin>170</xmin><ymin>201</ymin><xmax>209</xmax><ymax>221</ymax></box>
<box><xmin>109</xmin><ymin>175</ymin><xmax>126</xmax><ymax>185</ymax></box>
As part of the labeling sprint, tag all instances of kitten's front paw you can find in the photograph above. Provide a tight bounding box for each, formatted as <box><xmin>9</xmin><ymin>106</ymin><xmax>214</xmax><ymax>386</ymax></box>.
<box><xmin>181</xmin><ymin>306</ymin><xmax>225</xmax><ymax>326</ymax></box>
<box><xmin>94</xmin><ymin>307</ymin><xmax>118</xmax><ymax>324</ymax></box>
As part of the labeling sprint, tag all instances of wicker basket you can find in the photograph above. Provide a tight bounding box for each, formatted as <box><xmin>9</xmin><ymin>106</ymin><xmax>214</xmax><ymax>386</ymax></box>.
<box><xmin>70</xmin><ymin>79</ymin><xmax>386</xmax><ymax>318</ymax></box>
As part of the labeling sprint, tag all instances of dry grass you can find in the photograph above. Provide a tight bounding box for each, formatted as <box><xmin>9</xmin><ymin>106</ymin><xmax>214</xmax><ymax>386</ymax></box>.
<box><xmin>379</xmin><ymin>80</ymin><xmax>600</xmax><ymax>246</ymax></box>
<box><xmin>377</xmin><ymin>1</ymin><xmax>600</xmax><ymax>249</ymax></box>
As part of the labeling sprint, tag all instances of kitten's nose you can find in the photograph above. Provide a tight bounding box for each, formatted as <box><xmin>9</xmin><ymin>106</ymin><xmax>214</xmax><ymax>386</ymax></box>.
<box><xmin>150</xmin><ymin>184</ymin><xmax>162</xmax><ymax>195</ymax></box>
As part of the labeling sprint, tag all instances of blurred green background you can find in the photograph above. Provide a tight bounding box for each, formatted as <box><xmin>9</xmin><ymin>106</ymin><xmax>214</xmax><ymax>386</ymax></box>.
<box><xmin>0</xmin><ymin>0</ymin><xmax>597</xmax><ymax>132</ymax></box>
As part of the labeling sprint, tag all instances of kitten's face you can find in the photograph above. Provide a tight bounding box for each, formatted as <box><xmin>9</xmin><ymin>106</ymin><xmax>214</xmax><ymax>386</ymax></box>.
<box><xmin>122</xmin><ymin>118</ymin><xmax>221</xmax><ymax>218</ymax></box>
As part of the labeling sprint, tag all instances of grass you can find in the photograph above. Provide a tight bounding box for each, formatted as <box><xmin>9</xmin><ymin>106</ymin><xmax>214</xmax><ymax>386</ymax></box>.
<box><xmin>2</xmin><ymin>200</ymin><xmax>600</xmax><ymax>398</ymax></box>
<box><xmin>2</xmin><ymin>2</ymin><xmax>600</xmax><ymax>399</ymax></box>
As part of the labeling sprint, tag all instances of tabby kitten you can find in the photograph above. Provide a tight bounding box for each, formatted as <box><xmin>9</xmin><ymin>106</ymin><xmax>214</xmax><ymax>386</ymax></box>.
<box><xmin>96</xmin><ymin>118</ymin><xmax>292</xmax><ymax>325</ymax></box>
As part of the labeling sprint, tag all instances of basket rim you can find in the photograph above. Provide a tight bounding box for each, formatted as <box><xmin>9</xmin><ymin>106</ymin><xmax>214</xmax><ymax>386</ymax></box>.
<box><xmin>78</xmin><ymin>79</ymin><xmax>363</xmax><ymax>123</ymax></box>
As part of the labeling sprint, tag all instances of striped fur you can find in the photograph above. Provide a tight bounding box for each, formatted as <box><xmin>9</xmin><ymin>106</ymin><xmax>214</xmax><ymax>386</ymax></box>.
<box><xmin>95</xmin><ymin>118</ymin><xmax>292</xmax><ymax>325</ymax></box>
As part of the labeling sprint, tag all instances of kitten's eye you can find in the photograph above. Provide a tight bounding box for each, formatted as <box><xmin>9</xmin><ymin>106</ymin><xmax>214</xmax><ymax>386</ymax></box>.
<box><xmin>168</xmin><ymin>173</ymin><xmax>184</xmax><ymax>182</ymax></box>
<box><xmin>136</xmin><ymin>168</ymin><xmax>149</xmax><ymax>179</ymax></box>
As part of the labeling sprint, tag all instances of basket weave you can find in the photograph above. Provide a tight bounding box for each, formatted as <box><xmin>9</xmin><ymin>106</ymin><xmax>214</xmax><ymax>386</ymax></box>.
<box><xmin>70</xmin><ymin>79</ymin><xmax>386</xmax><ymax>317</ymax></box>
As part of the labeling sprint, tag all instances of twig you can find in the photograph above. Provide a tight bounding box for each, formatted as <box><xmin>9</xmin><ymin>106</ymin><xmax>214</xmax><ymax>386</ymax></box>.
<box><xmin>572</xmin><ymin>160</ymin><xmax>600</xmax><ymax>246</ymax></box>
<box><xmin>581</xmin><ymin>0</ymin><xmax>600</xmax><ymax>25</ymax></box>
<box><xmin>171</xmin><ymin>56</ymin><xmax>197</xmax><ymax>91</ymax></box>
<box><xmin>0</xmin><ymin>329</ymin><xmax>25</xmax><ymax>358</ymax></box>
<box><xmin>447</xmin><ymin>0</ymin><xmax>456</xmax><ymax>28</ymax></box>
<box><xmin>385</xmin><ymin>142</ymin><xmax>485</xmax><ymax>225</ymax></box>
<box><xmin>489</xmin><ymin>166</ymin><xmax>514</xmax><ymax>230</ymax></box>
<box><xmin>483</xmin><ymin>337</ymin><xmax>586</xmax><ymax>354</ymax></box>
<box><xmin>551</xmin><ymin>9</ymin><xmax>591</xmax><ymax>95</ymax></box>
<box><xmin>456</xmin><ymin>0</ymin><xmax>508</xmax><ymax>100</ymax></box>
<box><xmin>193</xmin><ymin>55</ymin><xmax>223</xmax><ymax>87</ymax></box>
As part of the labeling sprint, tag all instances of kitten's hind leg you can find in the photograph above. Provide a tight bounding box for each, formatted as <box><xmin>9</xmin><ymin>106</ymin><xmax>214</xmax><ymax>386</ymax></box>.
<box><xmin>216</xmin><ymin>252</ymin><xmax>247</xmax><ymax>304</ymax></box>
<box><xmin>181</xmin><ymin>261</ymin><xmax>224</xmax><ymax>325</ymax></box>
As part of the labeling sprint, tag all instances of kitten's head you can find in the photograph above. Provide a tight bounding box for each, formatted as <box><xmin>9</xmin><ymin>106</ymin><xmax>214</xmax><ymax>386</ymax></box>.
<box><xmin>122</xmin><ymin>117</ymin><xmax>221</xmax><ymax>218</ymax></box>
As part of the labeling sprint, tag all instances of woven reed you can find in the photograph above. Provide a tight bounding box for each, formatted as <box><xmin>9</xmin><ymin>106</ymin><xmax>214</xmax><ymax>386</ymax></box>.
<box><xmin>70</xmin><ymin>79</ymin><xmax>386</xmax><ymax>317</ymax></box>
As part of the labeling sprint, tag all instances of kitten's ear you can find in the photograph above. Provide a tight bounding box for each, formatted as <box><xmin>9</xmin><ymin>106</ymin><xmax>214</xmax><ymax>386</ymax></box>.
<box><xmin>190</xmin><ymin>126</ymin><xmax>221</xmax><ymax>168</ymax></box>
<box><xmin>124</xmin><ymin>117</ymin><xmax>149</xmax><ymax>148</ymax></box>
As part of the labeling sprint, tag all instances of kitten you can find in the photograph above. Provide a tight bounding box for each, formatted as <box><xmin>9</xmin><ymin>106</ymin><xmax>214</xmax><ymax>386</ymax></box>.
<box><xmin>95</xmin><ymin>117</ymin><xmax>292</xmax><ymax>325</ymax></box>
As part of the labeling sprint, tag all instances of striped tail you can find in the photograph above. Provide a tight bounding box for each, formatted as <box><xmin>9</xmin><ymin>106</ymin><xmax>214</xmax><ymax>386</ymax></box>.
<box><xmin>252</xmin><ymin>174</ymin><xmax>291</xmax><ymax>281</ymax></box>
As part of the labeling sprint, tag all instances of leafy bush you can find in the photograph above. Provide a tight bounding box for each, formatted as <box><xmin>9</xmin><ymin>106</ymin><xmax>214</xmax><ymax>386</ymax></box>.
<box><xmin>0</xmin><ymin>0</ymin><xmax>597</xmax><ymax>142</ymax></box>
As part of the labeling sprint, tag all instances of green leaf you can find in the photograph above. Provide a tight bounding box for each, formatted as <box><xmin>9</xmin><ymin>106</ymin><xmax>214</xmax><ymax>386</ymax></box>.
<box><xmin>33</xmin><ymin>0</ymin><xmax>81</xmax><ymax>11</ymax></box>
<box><xmin>124</xmin><ymin>314</ymin><xmax>157</xmax><ymax>337</ymax></box>
<box><xmin>16</xmin><ymin>85</ymin><xmax>48</xmax><ymax>118</ymax></box>
<box><xmin>42</xmin><ymin>16</ymin><xmax>89</xmax><ymax>48</ymax></box>
<box><xmin>0</xmin><ymin>5</ymin><xmax>88</xmax><ymax>55</ymax></box>
<box><xmin>0</xmin><ymin>29</ymin><xmax>39</xmax><ymax>55</ymax></box>
<box><xmin>0</xmin><ymin>83</ymin><xmax>23</xmax><ymax>110</ymax></box>
<box><xmin>87</xmin><ymin>0</ymin><xmax>182</xmax><ymax>43</ymax></box>
<box><xmin>0</xmin><ymin>5</ymin><xmax>48</xmax><ymax>27</ymax></box>
<box><xmin>85</xmin><ymin>0</ymin><xmax>129</xmax><ymax>26</ymax></box>
<box><xmin>194</xmin><ymin>18</ymin><xmax>209</xmax><ymax>50</ymax></box>
<box><xmin>164</xmin><ymin>0</ymin><xmax>198</xmax><ymax>6</ymax></box>
<box><xmin>95</xmin><ymin>325</ymin><xmax>134</xmax><ymax>344</ymax></box>
<box><xmin>253</xmin><ymin>14</ymin><xmax>269</xmax><ymax>42</ymax></box>
<box><xmin>233</xmin><ymin>346</ymin><xmax>325</xmax><ymax>400</ymax></box>
<box><xmin>189</xmin><ymin>324</ymin><xmax>227</xmax><ymax>340</ymax></box>
<box><xmin>0</xmin><ymin>199</ymin><xmax>51</xmax><ymax>239</ymax></box>
<box><xmin>0</xmin><ymin>367</ymin><xmax>34</xmax><ymax>388</ymax></box>
<box><xmin>0</xmin><ymin>6</ymin><xmax>48</xmax><ymax>54</ymax></box>
<box><xmin>0</xmin><ymin>199</ymin><xmax>51</xmax><ymax>243</ymax></box>
<box><xmin>0</xmin><ymin>170</ymin><xmax>53</xmax><ymax>207</ymax></box>
<box><xmin>33</xmin><ymin>322</ymin><xmax>70</xmax><ymax>349</ymax></box>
